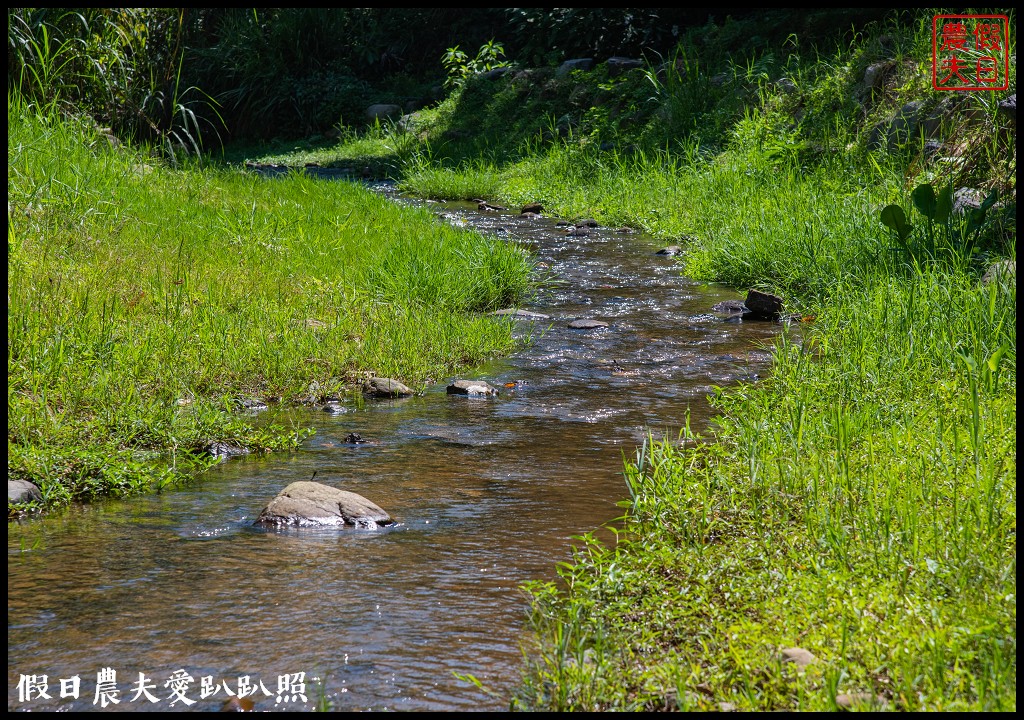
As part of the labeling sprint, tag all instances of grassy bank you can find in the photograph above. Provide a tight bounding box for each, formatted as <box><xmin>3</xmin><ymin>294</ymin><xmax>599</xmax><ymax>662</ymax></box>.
<box><xmin>515</xmin><ymin>260</ymin><xmax>1015</xmax><ymax>710</ymax></box>
<box><xmin>7</xmin><ymin>95</ymin><xmax>534</xmax><ymax>512</ymax></box>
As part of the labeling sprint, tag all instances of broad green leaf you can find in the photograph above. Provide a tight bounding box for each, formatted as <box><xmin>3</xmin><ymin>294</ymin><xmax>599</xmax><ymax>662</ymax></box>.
<box><xmin>966</xmin><ymin>207</ymin><xmax>986</xmax><ymax>234</ymax></box>
<box><xmin>912</xmin><ymin>183</ymin><xmax>937</xmax><ymax>220</ymax></box>
<box><xmin>934</xmin><ymin>184</ymin><xmax>953</xmax><ymax>224</ymax></box>
<box><xmin>880</xmin><ymin>204</ymin><xmax>911</xmax><ymax>241</ymax></box>
<box><xmin>981</xmin><ymin>189</ymin><xmax>998</xmax><ymax>211</ymax></box>
<box><xmin>987</xmin><ymin>343</ymin><xmax>1008</xmax><ymax>374</ymax></box>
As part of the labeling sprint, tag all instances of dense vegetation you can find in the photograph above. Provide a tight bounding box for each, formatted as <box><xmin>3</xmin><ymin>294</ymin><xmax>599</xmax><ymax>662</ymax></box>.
<box><xmin>7</xmin><ymin>61</ymin><xmax>533</xmax><ymax>510</ymax></box>
<box><xmin>8</xmin><ymin>6</ymin><xmax>1016</xmax><ymax>712</ymax></box>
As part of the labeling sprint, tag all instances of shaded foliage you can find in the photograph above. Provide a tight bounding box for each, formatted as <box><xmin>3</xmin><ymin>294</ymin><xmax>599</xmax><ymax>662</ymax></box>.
<box><xmin>7</xmin><ymin>7</ymin><xmax>220</xmax><ymax>160</ymax></box>
<box><xmin>6</xmin><ymin>8</ymin><xmax>910</xmax><ymax>144</ymax></box>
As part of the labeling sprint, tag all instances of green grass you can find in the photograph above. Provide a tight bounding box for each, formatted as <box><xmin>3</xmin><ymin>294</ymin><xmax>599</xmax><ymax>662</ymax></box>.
<box><xmin>18</xmin><ymin>7</ymin><xmax>1012</xmax><ymax>708</ymax></box>
<box><xmin>7</xmin><ymin>94</ymin><xmax>534</xmax><ymax>511</ymax></box>
<box><xmin>516</xmin><ymin>266</ymin><xmax>1015</xmax><ymax>711</ymax></box>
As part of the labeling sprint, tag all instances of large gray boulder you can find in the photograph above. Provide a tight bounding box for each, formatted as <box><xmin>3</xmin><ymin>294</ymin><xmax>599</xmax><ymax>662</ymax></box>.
<box><xmin>9</xmin><ymin>479</ymin><xmax>42</xmax><ymax>503</ymax></box>
<box><xmin>868</xmin><ymin>100</ymin><xmax>924</xmax><ymax>150</ymax></box>
<box><xmin>365</xmin><ymin>104</ymin><xmax>402</xmax><ymax>122</ymax></box>
<box><xmin>255</xmin><ymin>481</ymin><xmax>393</xmax><ymax>528</ymax></box>
<box><xmin>863</xmin><ymin>60</ymin><xmax>895</xmax><ymax>90</ymax></box>
<box><xmin>605</xmin><ymin>57</ymin><xmax>643</xmax><ymax>76</ymax></box>
<box><xmin>557</xmin><ymin>58</ymin><xmax>594</xmax><ymax>77</ymax></box>
<box><xmin>981</xmin><ymin>259</ymin><xmax>1015</xmax><ymax>287</ymax></box>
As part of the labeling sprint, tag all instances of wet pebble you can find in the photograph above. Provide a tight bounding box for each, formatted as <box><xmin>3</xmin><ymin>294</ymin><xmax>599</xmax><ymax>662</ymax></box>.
<box><xmin>568</xmin><ymin>318</ymin><xmax>609</xmax><ymax>329</ymax></box>
<box><xmin>490</xmin><ymin>308</ymin><xmax>551</xmax><ymax>320</ymax></box>
<box><xmin>447</xmin><ymin>379</ymin><xmax>500</xmax><ymax>396</ymax></box>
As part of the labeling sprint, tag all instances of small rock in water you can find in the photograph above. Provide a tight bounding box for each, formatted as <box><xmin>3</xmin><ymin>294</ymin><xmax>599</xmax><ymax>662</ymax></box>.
<box><xmin>322</xmin><ymin>401</ymin><xmax>349</xmax><ymax>414</ymax></box>
<box><xmin>712</xmin><ymin>299</ymin><xmax>750</xmax><ymax>318</ymax></box>
<box><xmin>568</xmin><ymin>318</ymin><xmax>609</xmax><ymax>329</ymax></box>
<box><xmin>205</xmin><ymin>442</ymin><xmax>251</xmax><ymax>461</ymax></box>
<box><xmin>447</xmin><ymin>379</ymin><xmax>500</xmax><ymax>396</ymax></box>
<box><xmin>521</xmin><ymin>202</ymin><xmax>544</xmax><ymax>214</ymax></box>
<box><xmin>656</xmin><ymin>245</ymin><xmax>682</xmax><ymax>256</ymax></box>
<box><xmin>363</xmin><ymin>377</ymin><xmax>414</xmax><ymax>397</ymax></box>
<box><xmin>345</xmin><ymin>432</ymin><xmax>366</xmax><ymax>444</ymax></box>
<box><xmin>236</xmin><ymin>398</ymin><xmax>268</xmax><ymax>412</ymax></box>
<box><xmin>255</xmin><ymin>481</ymin><xmax>392</xmax><ymax>528</ymax></box>
<box><xmin>745</xmin><ymin>289</ymin><xmax>784</xmax><ymax>321</ymax></box>
<box><xmin>490</xmin><ymin>308</ymin><xmax>551</xmax><ymax>320</ymax></box>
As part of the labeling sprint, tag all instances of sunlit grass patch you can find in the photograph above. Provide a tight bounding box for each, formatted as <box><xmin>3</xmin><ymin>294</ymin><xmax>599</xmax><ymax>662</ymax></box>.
<box><xmin>517</xmin><ymin>266</ymin><xmax>1015</xmax><ymax>711</ymax></box>
<box><xmin>8</xmin><ymin>96</ymin><xmax>534</xmax><ymax>509</ymax></box>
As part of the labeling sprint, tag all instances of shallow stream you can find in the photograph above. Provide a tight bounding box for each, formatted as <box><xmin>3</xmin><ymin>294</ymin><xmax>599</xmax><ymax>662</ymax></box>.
<box><xmin>8</xmin><ymin>180</ymin><xmax>782</xmax><ymax>711</ymax></box>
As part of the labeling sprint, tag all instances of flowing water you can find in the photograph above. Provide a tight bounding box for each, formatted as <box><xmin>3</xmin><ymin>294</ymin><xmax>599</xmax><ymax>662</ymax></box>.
<box><xmin>8</xmin><ymin>180</ymin><xmax>783</xmax><ymax>712</ymax></box>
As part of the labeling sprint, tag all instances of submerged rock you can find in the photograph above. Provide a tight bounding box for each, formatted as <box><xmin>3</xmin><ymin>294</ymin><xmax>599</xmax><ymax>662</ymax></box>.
<box><xmin>711</xmin><ymin>299</ymin><xmax>750</xmax><ymax>318</ymax></box>
<box><xmin>568</xmin><ymin>318</ymin><xmax>609</xmax><ymax>329</ymax></box>
<box><xmin>447</xmin><ymin>379</ymin><xmax>500</xmax><ymax>396</ymax></box>
<box><xmin>222</xmin><ymin>696</ymin><xmax>256</xmax><ymax>712</ymax></box>
<box><xmin>656</xmin><ymin>245</ymin><xmax>682</xmax><ymax>256</ymax></box>
<box><xmin>490</xmin><ymin>308</ymin><xmax>550</xmax><ymax>320</ymax></box>
<box><xmin>363</xmin><ymin>377</ymin><xmax>414</xmax><ymax>398</ymax></box>
<box><xmin>236</xmin><ymin>398</ymin><xmax>268</xmax><ymax>412</ymax></box>
<box><xmin>205</xmin><ymin>442</ymin><xmax>250</xmax><ymax>461</ymax></box>
<box><xmin>255</xmin><ymin>481</ymin><xmax>393</xmax><ymax>528</ymax></box>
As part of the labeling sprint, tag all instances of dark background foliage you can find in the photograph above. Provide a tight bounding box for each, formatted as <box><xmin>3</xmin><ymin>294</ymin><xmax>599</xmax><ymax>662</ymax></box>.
<box><xmin>8</xmin><ymin>7</ymin><xmax>897</xmax><ymax>145</ymax></box>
